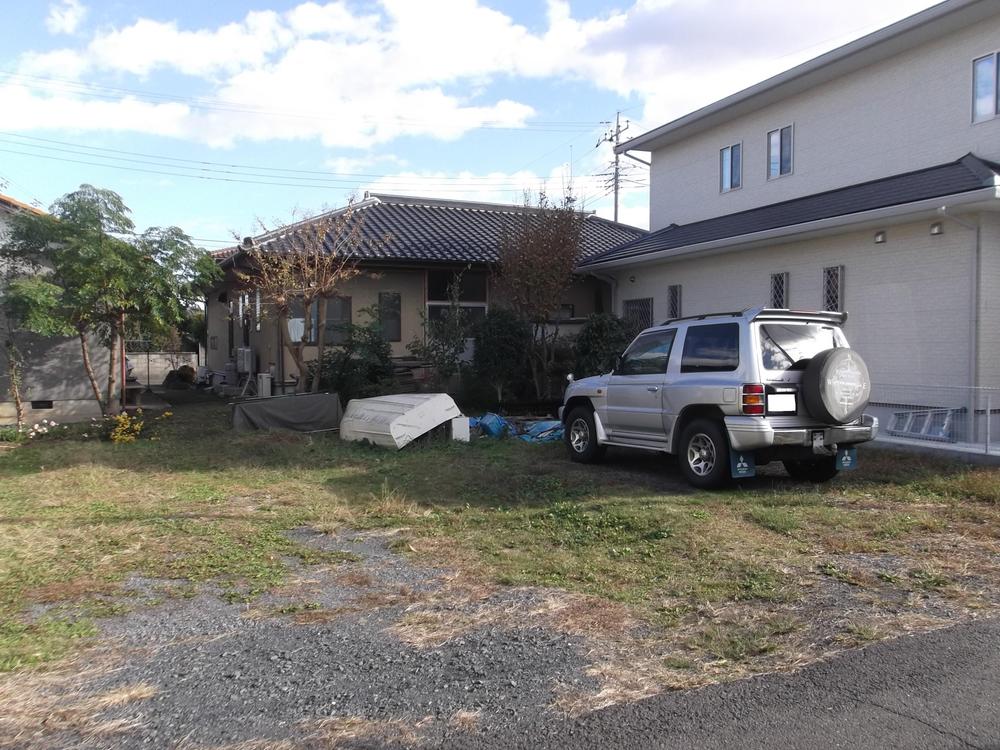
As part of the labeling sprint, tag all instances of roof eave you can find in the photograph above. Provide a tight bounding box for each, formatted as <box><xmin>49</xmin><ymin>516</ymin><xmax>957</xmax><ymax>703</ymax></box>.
<box><xmin>579</xmin><ymin>186</ymin><xmax>1000</xmax><ymax>271</ymax></box>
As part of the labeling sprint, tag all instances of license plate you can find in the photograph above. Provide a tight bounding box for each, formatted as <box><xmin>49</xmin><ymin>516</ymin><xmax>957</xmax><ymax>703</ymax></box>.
<box><xmin>767</xmin><ymin>393</ymin><xmax>796</xmax><ymax>414</ymax></box>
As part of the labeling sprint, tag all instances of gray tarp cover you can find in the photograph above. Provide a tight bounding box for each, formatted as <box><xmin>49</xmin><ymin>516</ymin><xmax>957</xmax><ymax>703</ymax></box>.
<box><xmin>231</xmin><ymin>393</ymin><xmax>343</xmax><ymax>432</ymax></box>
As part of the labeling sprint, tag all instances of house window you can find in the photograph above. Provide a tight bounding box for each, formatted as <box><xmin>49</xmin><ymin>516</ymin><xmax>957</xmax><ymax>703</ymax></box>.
<box><xmin>823</xmin><ymin>266</ymin><xmax>844</xmax><ymax>312</ymax></box>
<box><xmin>667</xmin><ymin>285</ymin><xmax>682</xmax><ymax>319</ymax></box>
<box><xmin>427</xmin><ymin>269</ymin><xmax>488</xmax><ymax>331</ymax></box>
<box><xmin>323</xmin><ymin>296</ymin><xmax>352</xmax><ymax>345</ymax></box>
<box><xmin>767</xmin><ymin>125</ymin><xmax>793</xmax><ymax>179</ymax></box>
<box><xmin>557</xmin><ymin>304</ymin><xmax>575</xmax><ymax>320</ymax></box>
<box><xmin>379</xmin><ymin>292</ymin><xmax>402</xmax><ymax>342</ymax></box>
<box><xmin>288</xmin><ymin>299</ymin><xmax>318</xmax><ymax>344</ymax></box>
<box><xmin>720</xmin><ymin>143</ymin><xmax>742</xmax><ymax>192</ymax></box>
<box><xmin>770</xmin><ymin>272</ymin><xmax>789</xmax><ymax>308</ymax></box>
<box><xmin>973</xmin><ymin>53</ymin><xmax>998</xmax><ymax>122</ymax></box>
<box><xmin>622</xmin><ymin>297</ymin><xmax>654</xmax><ymax>332</ymax></box>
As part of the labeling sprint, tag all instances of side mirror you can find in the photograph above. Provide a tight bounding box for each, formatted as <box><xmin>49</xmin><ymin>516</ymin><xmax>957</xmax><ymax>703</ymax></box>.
<box><xmin>566</xmin><ymin>373</ymin><xmax>575</xmax><ymax>384</ymax></box>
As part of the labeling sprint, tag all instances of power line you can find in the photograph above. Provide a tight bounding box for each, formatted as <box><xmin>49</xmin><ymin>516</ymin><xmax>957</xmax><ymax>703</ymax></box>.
<box><xmin>0</xmin><ymin>131</ymin><xmax>607</xmax><ymax>185</ymax></box>
<box><xmin>0</xmin><ymin>145</ymin><xmax>612</xmax><ymax>197</ymax></box>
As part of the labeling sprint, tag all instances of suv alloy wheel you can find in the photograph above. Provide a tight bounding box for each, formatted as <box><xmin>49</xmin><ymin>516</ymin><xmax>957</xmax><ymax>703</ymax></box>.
<box><xmin>564</xmin><ymin>407</ymin><xmax>606</xmax><ymax>463</ymax></box>
<box><xmin>679</xmin><ymin>419</ymin><xmax>731</xmax><ymax>488</ymax></box>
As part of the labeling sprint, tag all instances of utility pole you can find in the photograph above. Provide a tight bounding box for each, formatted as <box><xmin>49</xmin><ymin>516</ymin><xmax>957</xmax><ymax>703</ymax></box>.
<box><xmin>596</xmin><ymin>112</ymin><xmax>629</xmax><ymax>222</ymax></box>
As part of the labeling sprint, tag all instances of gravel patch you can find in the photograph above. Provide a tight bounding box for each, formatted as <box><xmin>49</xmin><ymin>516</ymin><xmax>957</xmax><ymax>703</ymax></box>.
<box><xmin>11</xmin><ymin>529</ymin><xmax>597</xmax><ymax>749</ymax></box>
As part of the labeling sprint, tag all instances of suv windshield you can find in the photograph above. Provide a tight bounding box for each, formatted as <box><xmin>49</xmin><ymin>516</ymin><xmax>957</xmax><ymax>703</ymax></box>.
<box><xmin>759</xmin><ymin>323</ymin><xmax>842</xmax><ymax>370</ymax></box>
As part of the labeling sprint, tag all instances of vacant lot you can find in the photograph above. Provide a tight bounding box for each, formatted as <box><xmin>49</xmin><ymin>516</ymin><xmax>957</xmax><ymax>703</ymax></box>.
<box><xmin>1</xmin><ymin>395</ymin><xmax>999</xmax><ymax>746</ymax></box>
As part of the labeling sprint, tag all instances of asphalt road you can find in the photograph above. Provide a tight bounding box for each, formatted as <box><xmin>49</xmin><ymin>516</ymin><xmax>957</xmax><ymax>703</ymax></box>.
<box><xmin>450</xmin><ymin>617</ymin><xmax>1000</xmax><ymax>750</ymax></box>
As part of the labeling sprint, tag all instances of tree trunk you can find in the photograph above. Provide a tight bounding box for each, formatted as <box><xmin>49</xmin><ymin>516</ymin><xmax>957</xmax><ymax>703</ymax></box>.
<box><xmin>4</xmin><ymin>340</ymin><xmax>25</xmax><ymax>430</ymax></box>
<box><xmin>279</xmin><ymin>311</ymin><xmax>307</xmax><ymax>393</ymax></box>
<box><xmin>78</xmin><ymin>328</ymin><xmax>106</xmax><ymax>415</ymax></box>
<box><xmin>106</xmin><ymin>325</ymin><xmax>119</xmax><ymax>413</ymax></box>
<box><xmin>312</xmin><ymin>296</ymin><xmax>327</xmax><ymax>393</ymax></box>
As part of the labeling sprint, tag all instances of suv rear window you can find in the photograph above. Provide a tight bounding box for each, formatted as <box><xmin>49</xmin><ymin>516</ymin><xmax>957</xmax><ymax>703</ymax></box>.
<box><xmin>759</xmin><ymin>323</ymin><xmax>840</xmax><ymax>370</ymax></box>
<box><xmin>681</xmin><ymin>323</ymin><xmax>739</xmax><ymax>373</ymax></box>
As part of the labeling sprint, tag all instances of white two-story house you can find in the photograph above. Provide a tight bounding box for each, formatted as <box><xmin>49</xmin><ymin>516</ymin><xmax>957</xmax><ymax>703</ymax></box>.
<box><xmin>582</xmin><ymin>0</ymin><xmax>1000</xmax><ymax>431</ymax></box>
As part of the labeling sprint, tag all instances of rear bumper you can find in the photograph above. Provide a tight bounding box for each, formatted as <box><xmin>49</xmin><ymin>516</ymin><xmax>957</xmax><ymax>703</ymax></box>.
<box><xmin>726</xmin><ymin>414</ymin><xmax>879</xmax><ymax>453</ymax></box>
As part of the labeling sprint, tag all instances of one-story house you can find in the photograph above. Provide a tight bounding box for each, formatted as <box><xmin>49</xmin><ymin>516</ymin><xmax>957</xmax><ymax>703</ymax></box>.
<box><xmin>207</xmin><ymin>193</ymin><xmax>645</xmax><ymax>386</ymax></box>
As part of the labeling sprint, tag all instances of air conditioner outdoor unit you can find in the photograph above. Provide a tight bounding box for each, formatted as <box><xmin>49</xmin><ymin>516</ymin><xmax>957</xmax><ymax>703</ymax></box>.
<box><xmin>236</xmin><ymin>347</ymin><xmax>254</xmax><ymax>374</ymax></box>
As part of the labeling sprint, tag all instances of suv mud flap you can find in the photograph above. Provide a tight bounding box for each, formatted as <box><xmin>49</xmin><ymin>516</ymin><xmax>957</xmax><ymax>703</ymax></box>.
<box><xmin>836</xmin><ymin>447</ymin><xmax>858</xmax><ymax>470</ymax></box>
<box><xmin>730</xmin><ymin>451</ymin><xmax>756</xmax><ymax>479</ymax></box>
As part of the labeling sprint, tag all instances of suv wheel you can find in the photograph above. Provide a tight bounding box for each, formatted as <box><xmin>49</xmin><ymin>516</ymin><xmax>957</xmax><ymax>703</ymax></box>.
<box><xmin>783</xmin><ymin>457</ymin><xmax>839</xmax><ymax>483</ymax></box>
<box><xmin>565</xmin><ymin>407</ymin><xmax>606</xmax><ymax>464</ymax></box>
<box><xmin>679</xmin><ymin>419</ymin><xmax>731</xmax><ymax>489</ymax></box>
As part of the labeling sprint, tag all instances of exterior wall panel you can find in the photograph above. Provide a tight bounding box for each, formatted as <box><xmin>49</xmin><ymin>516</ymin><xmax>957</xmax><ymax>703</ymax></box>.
<box><xmin>648</xmin><ymin>18</ymin><xmax>1000</xmax><ymax>229</ymax></box>
<box><xmin>609</xmin><ymin>219</ymin><xmax>976</xmax><ymax>388</ymax></box>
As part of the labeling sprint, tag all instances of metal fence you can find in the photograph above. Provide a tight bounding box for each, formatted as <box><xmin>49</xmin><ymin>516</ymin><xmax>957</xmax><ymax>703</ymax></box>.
<box><xmin>870</xmin><ymin>383</ymin><xmax>1000</xmax><ymax>455</ymax></box>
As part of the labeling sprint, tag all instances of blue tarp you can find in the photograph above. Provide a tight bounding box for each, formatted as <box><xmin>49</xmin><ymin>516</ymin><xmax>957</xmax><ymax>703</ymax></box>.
<box><xmin>470</xmin><ymin>413</ymin><xmax>564</xmax><ymax>443</ymax></box>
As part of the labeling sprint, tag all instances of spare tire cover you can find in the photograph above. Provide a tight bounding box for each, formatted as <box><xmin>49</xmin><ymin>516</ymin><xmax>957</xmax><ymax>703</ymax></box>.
<box><xmin>801</xmin><ymin>348</ymin><xmax>871</xmax><ymax>424</ymax></box>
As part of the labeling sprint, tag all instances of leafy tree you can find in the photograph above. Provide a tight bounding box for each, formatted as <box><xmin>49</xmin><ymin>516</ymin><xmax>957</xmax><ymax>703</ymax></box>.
<box><xmin>573</xmin><ymin>313</ymin><xmax>633</xmax><ymax>377</ymax></box>
<box><xmin>0</xmin><ymin>185</ymin><xmax>218</xmax><ymax>415</ymax></box>
<box><xmin>239</xmin><ymin>207</ymin><xmax>364</xmax><ymax>393</ymax></box>
<box><xmin>472</xmin><ymin>308</ymin><xmax>530</xmax><ymax>405</ymax></box>
<box><xmin>494</xmin><ymin>192</ymin><xmax>583</xmax><ymax>399</ymax></box>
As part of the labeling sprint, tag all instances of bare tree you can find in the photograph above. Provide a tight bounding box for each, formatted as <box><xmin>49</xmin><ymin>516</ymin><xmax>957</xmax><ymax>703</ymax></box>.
<box><xmin>494</xmin><ymin>192</ymin><xmax>583</xmax><ymax>399</ymax></box>
<box><xmin>239</xmin><ymin>206</ymin><xmax>365</xmax><ymax>392</ymax></box>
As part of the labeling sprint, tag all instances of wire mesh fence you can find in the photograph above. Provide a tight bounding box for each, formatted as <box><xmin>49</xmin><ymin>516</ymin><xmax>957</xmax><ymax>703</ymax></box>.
<box><xmin>870</xmin><ymin>383</ymin><xmax>1000</xmax><ymax>454</ymax></box>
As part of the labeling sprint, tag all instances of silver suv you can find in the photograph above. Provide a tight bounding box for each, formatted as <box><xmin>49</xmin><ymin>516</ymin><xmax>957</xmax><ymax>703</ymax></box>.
<box><xmin>560</xmin><ymin>307</ymin><xmax>878</xmax><ymax>488</ymax></box>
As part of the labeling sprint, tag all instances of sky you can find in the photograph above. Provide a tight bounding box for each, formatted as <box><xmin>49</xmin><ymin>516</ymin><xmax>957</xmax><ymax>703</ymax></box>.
<box><xmin>0</xmin><ymin>0</ymin><xmax>940</xmax><ymax>249</ymax></box>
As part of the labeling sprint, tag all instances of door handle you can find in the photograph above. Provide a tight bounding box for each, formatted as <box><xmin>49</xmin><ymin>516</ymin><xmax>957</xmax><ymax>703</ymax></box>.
<box><xmin>647</xmin><ymin>386</ymin><xmax>659</xmax><ymax>392</ymax></box>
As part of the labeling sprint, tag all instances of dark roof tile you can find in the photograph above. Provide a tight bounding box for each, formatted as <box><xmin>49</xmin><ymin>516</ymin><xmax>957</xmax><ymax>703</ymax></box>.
<box><xmin>221</xmin><ymin>195</ymin><xmax>645</xmax><ymax>268</ymax></box>
<box><xmin>582</xmin><ymin>154</ymin><xmax>1000</xmax><ymax>267</ymax></box>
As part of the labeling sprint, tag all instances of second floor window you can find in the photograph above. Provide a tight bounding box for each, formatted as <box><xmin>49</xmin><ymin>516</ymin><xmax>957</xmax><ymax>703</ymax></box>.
<box><xmin>823</xmin><ymin>266</ymin><xmax>844</xmax><ymax>312</ymax></box>
<box><xmin>768</xmin><ymin>125</ymin><xmax>793</xmax><ymax>179</ymax></box>
<box><xmin>974</xmin><ymin>53</ymin><xmax>998</xmax><ymax>122</ymax></box>
<box><xmin>720</xmin><ymin>143</ymin><xmax>741</xmax><ymax>192</ymax></box>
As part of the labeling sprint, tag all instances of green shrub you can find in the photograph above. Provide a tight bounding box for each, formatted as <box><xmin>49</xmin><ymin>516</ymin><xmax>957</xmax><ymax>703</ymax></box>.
<box><xmin>309</xmin><ymin>307</ymin><xmax>395</xmax><ymax>404</ymax></box>
<box><xmin>472</xmin><ymin>309</ymin><xmax>531</xmax><ymax>404</ymax></box>
<box><xmin>573</xmin><ymin>313</ymin><xmax>633</xmax><ymax>377</ymax></box>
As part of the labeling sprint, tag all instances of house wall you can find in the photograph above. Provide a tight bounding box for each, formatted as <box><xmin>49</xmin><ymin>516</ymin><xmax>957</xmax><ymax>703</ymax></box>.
<box><xmin>205</xmin><ymin>266</ymin><xmax>611</xmax><ymax>380</ymax></box>
<box><xmin>610</xmin><ymin>216</ymin><xmax>981</xmax><ymax>388</ymax></box>
<box><xmin>648</xmin><ymin>16</ymin><xmax>1000</xmax><ymax>229</ymax></box>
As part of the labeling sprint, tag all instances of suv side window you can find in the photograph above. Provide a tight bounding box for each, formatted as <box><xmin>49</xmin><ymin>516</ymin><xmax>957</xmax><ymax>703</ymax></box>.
<box><xmin>681</xmin><ymin>323</ymin><xmax>740</xmax><ymax>373</ymax></box>
<box><xmin>617</xmin><ymin>330</ymin><xmax>676</xmax><ymax>376</ymax></box>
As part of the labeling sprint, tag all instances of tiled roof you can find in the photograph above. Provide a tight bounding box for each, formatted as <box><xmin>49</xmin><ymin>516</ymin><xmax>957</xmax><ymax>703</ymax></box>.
<box><xmin>0</xmin><ymin>193</ymin><xmax>45</xmax><ymax>216</ymax></box>
<box><xmin>581</xmin><ymin>154</ymin><xmax>1000</xmax><ymax>268</ymax></box>
<box><xmin>220</xmin><ymin>194</ymin><xmax>646</xmax><ymax>268</ymax></box>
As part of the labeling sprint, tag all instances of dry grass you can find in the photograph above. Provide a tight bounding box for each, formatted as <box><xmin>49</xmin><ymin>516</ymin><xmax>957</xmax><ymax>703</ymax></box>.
<box><xmin>307</xmin><ymin>716</ymin><xmax>423</xmax><ymax>748</ymax></box>
<box><xmin>448</xmin><ymin>709</ymin><xmax>482</xmax><ymax>732</ymax></box>
<box><xmin>0</xmin><ymin>656</ymin><xmax>156</xmax><ymax>747</ymax></box>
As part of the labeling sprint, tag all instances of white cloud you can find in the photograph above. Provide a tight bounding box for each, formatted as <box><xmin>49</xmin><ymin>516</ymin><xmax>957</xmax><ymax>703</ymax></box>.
<box><xmin>9</xmin><ymin>0</ymin><xmax>939</xmax><ymax>156</ymax></box>
<box><xmin>45</xmin><ymin>0</ymin><xmax>87</xmax><ymax>35</ymax></box>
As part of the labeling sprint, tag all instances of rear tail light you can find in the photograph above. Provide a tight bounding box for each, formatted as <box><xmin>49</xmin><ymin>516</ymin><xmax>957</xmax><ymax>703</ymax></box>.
<box><xmin>742</xmin><ymin>383</ymin><xmax>765</xmax><ymax>415</ymax></box>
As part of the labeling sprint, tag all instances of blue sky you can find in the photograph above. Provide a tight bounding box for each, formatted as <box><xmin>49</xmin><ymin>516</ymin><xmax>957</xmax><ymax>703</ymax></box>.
<box><xmin>0</xmin><ymin>0</ymin><xmax>937</xmax><ymax>249</ymax></box>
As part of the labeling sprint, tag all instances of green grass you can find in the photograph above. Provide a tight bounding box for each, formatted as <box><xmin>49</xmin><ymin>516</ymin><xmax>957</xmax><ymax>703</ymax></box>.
<box><xmin>1</xmin><ymin>395</ymin><xmax>999</xmax><ymax>672</ymax></box>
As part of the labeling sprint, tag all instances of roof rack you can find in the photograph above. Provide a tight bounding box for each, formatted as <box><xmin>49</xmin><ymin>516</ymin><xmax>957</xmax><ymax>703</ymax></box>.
<box><xmin>658</xmin><ymin>306</ymin><xmax>847</xmax><ymax>326</ymax></box>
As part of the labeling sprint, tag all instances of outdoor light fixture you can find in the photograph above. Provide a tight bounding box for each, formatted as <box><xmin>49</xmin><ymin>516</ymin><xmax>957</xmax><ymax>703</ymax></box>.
<box><xmin>874</xmin><ymin>231</ymin><xmax>887</xmax><ymax>244</ymax></box>
<box><xmin>629</xmin><ymin>275</ymin><xmax>636</xmax><ymax>282</ymax></box>
<box><xmin>930</xmin><ymin>222</ymin><xmax>944</xmax><ymax>236</ymax></box>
